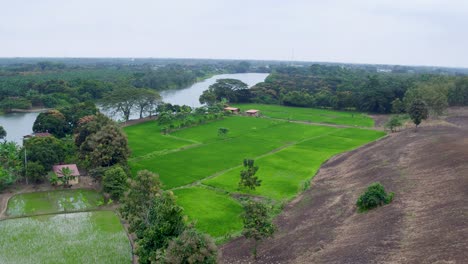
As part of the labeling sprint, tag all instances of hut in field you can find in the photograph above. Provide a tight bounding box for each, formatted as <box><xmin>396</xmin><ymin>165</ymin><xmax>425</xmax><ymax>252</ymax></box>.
<box><xmin>246</xmin><ymin>109</ymin><xmax>260</xmax><ymax>117</ymax></box>
<box><xmin>224</xmin><ymin>107</ymin><xmax>240</xmax><ymax>114</ymax></box>
<box><xmin>52</xmin><ymin>164</ymin><xmax>80</xmax><ymax>185</ymax></box>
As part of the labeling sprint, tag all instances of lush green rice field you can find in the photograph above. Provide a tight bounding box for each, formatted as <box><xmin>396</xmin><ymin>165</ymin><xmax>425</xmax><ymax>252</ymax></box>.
<box><xmin>125</xmin><ymin>110</ymin><xmax>384</xmax><ymax>238</ymax></box>
<box><xmin>0</xmin><ymin>211</ymin><xmax>131</xmax><ymax>264</ymax></box>
<box><xmin>173</xmin><ymin>187</ymin><xmax>243</xmax><ymax>237</ymax></box>
<box><xmin>232</xmin><ymin>103</ymin><xmax>374</xmax><ymax>127</ymax></box>
<box><xmin>7</xmin><ymin>189</ymin><xmax>104</xmax><ymax>217</ymax></box>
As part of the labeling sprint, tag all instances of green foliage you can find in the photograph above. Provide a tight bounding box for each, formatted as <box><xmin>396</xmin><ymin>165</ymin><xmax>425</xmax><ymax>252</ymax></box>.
<box><xmin>49</xmin><ymin>172</ymin><xmax>59</xmax><ymax>186</ymax></box>
<box><xmin>77</xmin><ymin>115</ymin><xmax>129</xmax><ymax>169</ymax></box>
<box><xmin>384</xmin><ymin>115</ymin><xmax>403</xmax><ymax>132</ymax></box>
<box><xmin>0</xmin><ymin>166</ymin><xmax>15</xmax><ymax>191</ymax></box>
<box><xmin>239</xmin><ymin>159</ymin><xmax>261</xmax><ymax>190</ymax></box>
<box><xmin>356</xmin><ymin>182</ymin><xmax>394</xmax><ymax>211</ymax></box>
<box><xmin>404</xmin><ymin>81</ymin><xmax>449</xmax><ymax>116</ymax></box>
<box><xmin>119</xmin><ymin>170</ymin><xmax>162</xmax><ymax>235</ymax></box>
<box><xmin>408</xmin><ymin>99</ymin><xmax>429</xmax><ymax>128</ymax></box>
<box><xmin>102</xmin><ymin>86</ymin><xmax>161</xmax><ymax>120</ymax></box>
<box><xmin>33</xmin><ymin>110</ymin><xmax>69</xmax><ymax>138</ymax></box>
<box><xmin>58</xmin><ymin>102</ymin><xmax>98</xmax><ymax>132</ymax></box>
<box><xmin>0</xmin><ymin>142</ymin><xmax>22</xmax><ymax>189</ymax></box>
<box><xmin>242</xmin><ymin>200</ymin><xmax>275</xmax><ymax>259</ymax></box>
<box><xmin>217</xmin><ymin>127</ymin><xmax>229</xmax><ymax>137</ymax></box>
<box><xmin>102</xmin><ymin>166</ymin><xmax>128</xmax><ymax>200</ymax></box>
<box><xmin>391</xmin><ymin>98</ymin><xmax>405</xmax><ymax>114</ymax></box>
<box><xmin>158</xmin><ymin>105</ymin><xmax>225</xmax><ymax>134</ymax></box>
<box><xmin>136</xmin><ymin>191</ymin><xmax>186</xmax><ymax>264</ymax></box>
<box><xmin>57</xmin><ymin>167</ymin><xmax>76</xmax><ymax>187</ymax></box>
<box><xmin>199</xmin><ymin>78</ymin><xmax>249</xmax><ymax>105</ymax></box>
<box><xmin>165</xmin><ymin>228</ymin><xmax>218</xmax><ymax>264</ymax></box>
<box><xmin>26</xmin><ymin>161</ymin><xmax>46</xmax><ymax>183</ymax></box>
<box><xmin>0</xmin><ymin>125</ymin><xmax>6</xmax><ymax>140</ymax></box>
<box><xmin>23</xmin><ymin>136</ymin><xmax>67</xmax><ymax>170</ymax></box>
<box><xmin>0</xmin><ymin>97</ymin><xmax>31</xmax><ymax>112</ymax></box>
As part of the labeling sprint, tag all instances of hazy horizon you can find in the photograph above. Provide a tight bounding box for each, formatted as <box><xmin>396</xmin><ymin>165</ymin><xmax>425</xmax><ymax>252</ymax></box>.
<box><xmin>2</xmin><ymin>0</ymin><xmax>468</xmax><ymax>68</ymax></box>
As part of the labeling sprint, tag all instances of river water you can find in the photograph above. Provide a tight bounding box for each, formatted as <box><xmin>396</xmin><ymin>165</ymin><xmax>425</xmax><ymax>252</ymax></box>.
<box><xmin>0</xmin><ymin>73</ymin><xmax>269</xmax><ymax>145</ymax></box>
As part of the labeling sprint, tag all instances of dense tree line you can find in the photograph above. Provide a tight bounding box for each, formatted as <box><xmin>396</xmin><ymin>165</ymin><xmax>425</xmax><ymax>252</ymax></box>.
<box><xmin>0</xmin><ymin>61</ymin><xmax>244</xmax><ymax>112</ymax></box>
<box><xmin>205</xmin><ymin>65</ymin><xmax>468</xmax><ymax>114</ymax></box>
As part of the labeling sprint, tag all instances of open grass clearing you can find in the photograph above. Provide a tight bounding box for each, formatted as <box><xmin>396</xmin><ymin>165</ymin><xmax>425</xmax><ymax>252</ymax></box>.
<box><xmin>232</xmin><ymin>103</ymin><xmax>374</xmax><ymax>127</ymax></box>
<box><xmin>173</xmin><ymin>187</ymin><xmax>243</xmax><ymax>238</ymax></box>
<box><xmin>6</xmin><ymin>189</ymin><xmax>104</xmax><ymax>217</ymax></box>
<box><xmin>203</xmin><ymin>128</ymin><xmax>385</xmax><ymax>200</ymax></box>
<box><xmin>126</xmin><ymin>112</ymin><xmax>385</xmax><ymax>238</ymax></box>
<box><xmin>0</xmin><ymin>211</ymin><xmax>131</xmax><ymax>264</ymax></box>
<box><xmin>124</xmin><ymin>121</ymin><xmax>195</xmax><ymax>157</ymax></box>
<box><xmin>130</xmin><ymin>119</ymin><xmax>340</xmax><ymax>189</ymax></box>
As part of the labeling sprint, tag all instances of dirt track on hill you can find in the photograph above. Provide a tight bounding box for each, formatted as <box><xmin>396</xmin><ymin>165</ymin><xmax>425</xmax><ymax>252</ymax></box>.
<box><xmin>221</xmin><ymin>110</ymin><xmax>468</xmax><ymax>264</ymax></box>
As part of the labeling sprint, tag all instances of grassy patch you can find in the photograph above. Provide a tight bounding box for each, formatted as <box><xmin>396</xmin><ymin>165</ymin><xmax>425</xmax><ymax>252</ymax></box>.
<box><xmin>6</xmin><ymin>189</ymin><xmax>104</xmax><ymax>217</ymax></box>
<box><xmin>125</xmin><ymin>108</ymin><xmax>384</xmax><ymax>238</ymax></box>
<box><xmin>124</xmin><ymin>121</ymin><xmax>194</xmax><ymax>157</ymax></box>
<box><xmin>0</xmin><ymin>211</ymin><xmax>131</xmax><ymax>264</ymax></box>
<box><xmin>173</xmin><ymin>187</ymin><xmax>243</xmax><ymax>238</ymax></box>
<box><xmin>204</xmin><ymin>128</ymin><xmax>385</xmax><ymax>200</ymax></box>
<box><xmin>232</xmin><ymin>103</ymin><xmax>374</xmax><ymax>127</ymax></box>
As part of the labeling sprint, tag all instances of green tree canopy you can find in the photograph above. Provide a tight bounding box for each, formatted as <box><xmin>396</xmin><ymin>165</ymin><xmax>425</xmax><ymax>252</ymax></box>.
<box><xmin>199</xmin><ymin>79</ymin><xmax>249</xmax><ymax>105</ymax></box>
<box><xmin>33</xmin><ymin>110</ymin><xmax>69</xmax><ymax>138</ymax></box>
<box><xmin>0</xmin><ymin>125</ymin><xmax>6</xmax><ymax>140</ymax></box>
<box><xmin>408</xmin><ymin>99</ymin><xmax>429</xmax><ymax>128</ymax></box>
<box><xmin>239</xmin><ymin>159</ymin><xmax>261</xmax><ymax>190</ymax></box>
<box><xmin>102</xmin><ymin>166</ymin><xmax>128</xmax><ymax>200</ymax></box>
<box><xmin>120</xmin><ymin>170</ymin><xmax>162</xmax><ymax>235</ymax></box>
<box><xmin>242</xmin><ymin>200</ymin><xmax>275</xmax><ymax>259</ymax></box>
<box><xmin>136</xmin><ymin>191</ymin><xmax>186</xmax><ymax>263</ymax></box>
<box><xmin>165</xmin><ymin>228</ymin><xmax>218</xmax><ymax>264</ymax></box>
<box><xmin>23</xmin><ymin>136</ymin><xmax>66</xmax><ymax>170</ymax></box>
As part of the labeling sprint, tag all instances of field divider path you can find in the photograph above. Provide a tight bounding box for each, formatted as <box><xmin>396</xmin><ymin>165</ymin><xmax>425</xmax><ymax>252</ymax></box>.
<box><xmin>129</xmin><ymin>143</ymin><xmax>202</xmax><ymax>162</ymax></box>
<box><xmin>169</xmin><ymin>129</ymin><xmax>341</xmax><ymax>192</ymax></box>
<box><xmin>0</xmin><ymin>207</ymin><xmax>116</xmax><ymax>221</ymax></box>
<box><xmin>264</xmin><ymin>116</ymin><xmax>382</xmax><ymax>131</ymax></box>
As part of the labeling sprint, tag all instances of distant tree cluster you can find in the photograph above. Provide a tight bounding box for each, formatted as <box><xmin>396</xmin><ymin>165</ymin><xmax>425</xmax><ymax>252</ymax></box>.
<box><xmin>199</xmin><ymin>65</ymin><xmax>468</xmax><ymax>118</ymax></box>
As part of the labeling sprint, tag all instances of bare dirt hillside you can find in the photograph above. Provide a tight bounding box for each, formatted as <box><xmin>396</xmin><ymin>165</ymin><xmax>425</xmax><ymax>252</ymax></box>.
<box><xmin>221</xmin><ymin>110</ymin><xmax>468</xmax><ymax>264</ymax></box>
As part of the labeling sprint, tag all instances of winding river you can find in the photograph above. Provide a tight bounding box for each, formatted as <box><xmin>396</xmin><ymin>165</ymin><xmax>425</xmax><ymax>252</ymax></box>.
<box><xmin>0</xmin><ymin>73</ymin><xmax>269</xmax><ymax>145</ymax></box>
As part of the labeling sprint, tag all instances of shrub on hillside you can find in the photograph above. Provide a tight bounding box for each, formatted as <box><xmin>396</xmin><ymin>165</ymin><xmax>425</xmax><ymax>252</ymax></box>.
<box><xmin>356</xmin><ymin>182</ymin><xmax>394</xmax><ymax>211</ymax></box>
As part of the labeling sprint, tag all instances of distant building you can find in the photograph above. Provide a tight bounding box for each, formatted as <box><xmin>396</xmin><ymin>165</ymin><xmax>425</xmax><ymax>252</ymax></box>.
<box><xmin>224</xmin><ymin>107</ymin><xmax>240</xmax><ymax>114</ymax></box>
<box><xmin>246</xmin><ymin>109</ymin><xmax>260</xmax><ymax>117</ymax></box>
<box><xmin>52</xmin><ymin>164</ymin><xmax>80</xmax><ymax>185</ymax></box>
<box><xmin>23</xmin><ymin>132</ymin><xmax>53</xmax><ymax>142</ymax></box>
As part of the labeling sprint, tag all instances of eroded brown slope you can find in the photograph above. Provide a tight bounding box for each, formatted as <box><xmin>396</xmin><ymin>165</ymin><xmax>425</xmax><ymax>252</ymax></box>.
<box><xmin>222</xmin><ymin>119</ymin><xmax>468</xmax><ymax>263</ymax></box>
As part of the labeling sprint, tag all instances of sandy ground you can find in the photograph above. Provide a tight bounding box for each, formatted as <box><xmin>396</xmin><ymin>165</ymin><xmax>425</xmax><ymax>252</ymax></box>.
<box><xmin>221</xmin><ymin>108</ymin><xmax>468</xmax><ymax>264</ymax></box>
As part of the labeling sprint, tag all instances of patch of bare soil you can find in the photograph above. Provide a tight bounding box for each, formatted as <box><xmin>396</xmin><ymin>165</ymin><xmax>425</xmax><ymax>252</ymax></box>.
<box><xmin>221</xmin><ymin>111</ymin><xmax>468</xmax><ymax>263</ymax></box>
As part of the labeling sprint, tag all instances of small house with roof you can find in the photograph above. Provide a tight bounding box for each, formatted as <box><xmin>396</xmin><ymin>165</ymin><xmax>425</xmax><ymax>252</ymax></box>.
<box><xmin>52</xmin><ymin>164</ymin><xmax>80</xmax><ymax>185</ymax></box>
<box><xmin>224</xmin><ymin>107</ymin><xmax>240</xmax><ymax>114</ymax></box>
<box><xmin>245</xmin><ymin>109</ymin><xmax>260</xmax><ymax>117</ymax></box>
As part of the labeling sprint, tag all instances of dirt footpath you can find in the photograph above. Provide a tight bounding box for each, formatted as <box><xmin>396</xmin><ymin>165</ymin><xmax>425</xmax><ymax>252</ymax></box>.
<box><xmin>221</xmin><ymin>111</ymin><xmax>468</xmax><ymax>263</ymax></box>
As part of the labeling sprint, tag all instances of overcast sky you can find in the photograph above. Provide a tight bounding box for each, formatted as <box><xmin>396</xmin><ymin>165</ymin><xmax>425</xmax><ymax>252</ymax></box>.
<box><xmin>1</xmin><ymin>0</ymin><xmax>468</xmax><ymax>67</ymax></box>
